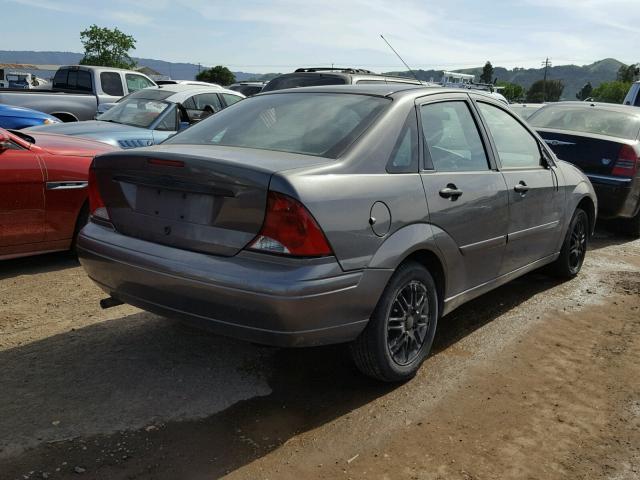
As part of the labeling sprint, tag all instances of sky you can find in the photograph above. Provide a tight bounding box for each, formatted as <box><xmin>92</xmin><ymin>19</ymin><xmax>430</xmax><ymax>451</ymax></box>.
<box><xmin>2</xmin><ymin>0</ymin><xmax>639</xmax><ymax>73</ymax></box>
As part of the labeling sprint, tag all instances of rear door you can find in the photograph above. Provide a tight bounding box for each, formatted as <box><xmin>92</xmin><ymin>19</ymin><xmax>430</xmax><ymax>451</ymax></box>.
<box><xmin>475</xmin><ymin>100</ymin><xmax>562</xmax><ymax>273</ymax></box>
<box><xmin>0</xmin><ymin>139</ymin><xmax>45</xmax><ymax>248</ymax></box>
<box><xmin>418</xmin><ymin>93</ymin><xmax>509</xmax><ymax>293</ymax></box>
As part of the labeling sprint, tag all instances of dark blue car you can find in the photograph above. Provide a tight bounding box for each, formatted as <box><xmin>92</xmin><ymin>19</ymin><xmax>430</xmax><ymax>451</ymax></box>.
<box><xmin>0</xmin><ymin>103</ymin><xmax>61</xmax><ymax>129</ymax></box>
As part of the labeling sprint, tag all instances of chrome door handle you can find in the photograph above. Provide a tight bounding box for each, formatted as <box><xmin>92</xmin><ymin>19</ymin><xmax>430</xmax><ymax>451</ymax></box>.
<box><xmin>439</xmin><ymin>184</ymin><xmax>463</xmax><ymax>199</ymax></box>
<box><xmin>514</xmin><ymin>182</ymin><xmax>529</xmax><ymax>194</ymax></box>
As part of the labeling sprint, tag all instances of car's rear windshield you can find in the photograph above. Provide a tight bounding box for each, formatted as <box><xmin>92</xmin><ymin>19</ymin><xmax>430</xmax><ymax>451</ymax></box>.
<box><xmin>164</xmin><ymin>92</ymin><xmax>390</xmax><ymax>158</ymax></box>
<box><xmin>530</xmin><ymin>105</ymin><xmax>640</xmax><ymax>140</ymax></box>
<box><xmin>262</xmin><ymin>74</ymin><xmax>347</xmax><ymax>92</ymax></box>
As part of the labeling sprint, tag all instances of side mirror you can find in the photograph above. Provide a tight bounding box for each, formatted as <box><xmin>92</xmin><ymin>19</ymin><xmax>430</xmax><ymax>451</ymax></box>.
<box><xmin>0</xmin><ymin>132</ymin><xmax>11</xmax><ymax>152</ymax></box>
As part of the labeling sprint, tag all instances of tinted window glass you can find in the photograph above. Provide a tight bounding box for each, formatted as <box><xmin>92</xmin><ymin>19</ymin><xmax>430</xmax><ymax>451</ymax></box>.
<box><xmin>529</xmin><ymin>105</ymin><xmax>640</xmax><ymax>140</ymax></box>
<box><xmin>125</xmin><ymin>74</ymin><xmax>155</xmax><ymax>93</ymax></box>
<box><xmin>421</xmin><ymin>101</ymin><xmax>488</xmax><ymax>171</ymax></box>
<box><xmin>262</xmin><ymin>74</ymin><xmax>347</xmax><ymax>92</ymax></box>
<box><xmin>53</xmin><ymin>69</ymin><xmax>67</xmax><ymax>89</ymax></box>
<box><xmin>222</xmin><ymin>93</ymin><xmax>242</xmax><ymax>106</ymax></box>
<box><xmin>76</xmin><ymin>70</ymin><xmax>92</xmax><ymax>92</ymax></box>
<box><xmin>194</xmin><ymin>93</ymin><xmax>223</xmax><ymax>111</ymax></box>
<box><xmin>166</xmin><ymin>93</ymin><xmax>390</xmax><ymax>158</ymax></box>
<box><xmin>478</xmin><ymin>102</ymin><xmax>541</xmax><ymax>168</ymax></box>
<box><xmin>100</xmin><ymin>72</ymin><xmax>124</xmax><ymax>96</ymax></box>
<box><xmin>183</xmin><ymin>93</ymin><xmax>223</xmax><ymax>122</ymax></box>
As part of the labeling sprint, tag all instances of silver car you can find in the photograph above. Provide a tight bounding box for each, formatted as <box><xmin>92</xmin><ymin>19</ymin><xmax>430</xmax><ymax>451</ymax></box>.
<box><xmin>78</xmin><ymin>85</ymin><xmax>597</xmax><ymax>382</ymax></box>
<box><xmin>27</xmin><ymin>84</ymin><xmax>245</xmax><ymax>149</ymax></box>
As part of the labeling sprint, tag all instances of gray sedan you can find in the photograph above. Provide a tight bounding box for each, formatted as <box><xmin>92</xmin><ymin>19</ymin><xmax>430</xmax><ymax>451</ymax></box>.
<box><xmin>27</xmin><ymin>84</ymin><xmax>245</xmax><ymax>149</ymax></box>
<box><xmin>78</xmin><ymin>85</ymin><xmax>597</xmax><ymax>382</ymax></box>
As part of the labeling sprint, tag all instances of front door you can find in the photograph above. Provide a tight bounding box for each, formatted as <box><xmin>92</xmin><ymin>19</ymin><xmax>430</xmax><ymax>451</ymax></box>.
<box><xmin>418</xmin><ymin>96</ymin><xmax>509</xmax><ymax>295</ymax></box>
<box><xmin>474</xmin><ymin>101</ymin><xmax>562</xmax><ymax>274</ymax></box>
<box><xmin>0</xmin><ymin>141</ymin><xmax>45</xmax><ymax>249</ymax></box>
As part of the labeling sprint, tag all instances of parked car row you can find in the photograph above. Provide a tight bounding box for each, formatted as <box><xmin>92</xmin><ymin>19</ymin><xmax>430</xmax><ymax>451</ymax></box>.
<box><xmin>2</xmin><ymin>65</ymin><xmax>638</xmax><ymax>383</ymax></box>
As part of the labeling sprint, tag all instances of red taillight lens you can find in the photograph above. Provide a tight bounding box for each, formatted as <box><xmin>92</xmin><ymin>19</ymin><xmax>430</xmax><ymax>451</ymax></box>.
<box><xmin>88</xmin><ymin>166</ymin><xmax>109</xmax><ymax>220</ymax></box>
<box><xmin>248</xmin><ymin>191</ymin><xmax>333</xmax><ymax>257</ymax></box>
<box><xmin>612</xmin><ymin>145</ymin><xmax>639</xmax><ymax>177</ymax></box>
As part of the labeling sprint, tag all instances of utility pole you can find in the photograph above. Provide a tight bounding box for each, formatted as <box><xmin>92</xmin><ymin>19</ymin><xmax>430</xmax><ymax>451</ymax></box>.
<box><xmin>541</xmin><ymin>57</ymin><xmax>552</xmax><ymax>102</ymax></box>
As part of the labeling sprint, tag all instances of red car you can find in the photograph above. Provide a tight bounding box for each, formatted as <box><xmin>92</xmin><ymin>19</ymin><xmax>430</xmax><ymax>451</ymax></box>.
<box><xmin>0</xmin><ymin>128</ymin><xmax>116</xmax><ymax>260</ymax></box>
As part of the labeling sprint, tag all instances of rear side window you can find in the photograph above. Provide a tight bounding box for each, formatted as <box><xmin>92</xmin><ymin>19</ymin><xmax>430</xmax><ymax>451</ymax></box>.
<box><xmin>100</xmin><ymin>72</ymin><xmax>124</xmax><ymax>96</ymax></box>
<box><xmin>126</xmin><ymin>74</ymin><xmax>155</xmax><ymax>93</ymax></box>
<box><xmin>387</xmin><ymin>112</ymin><xmax>419</xmax><ymax>173</ymax></box>
<box><xmin>262</xmin><ymin>74</ymin><xmax>347</xmax><ymax>92</ymax></box>
<box><xmin>221</xmin><ymin>93</ymin><xmax>242</xmax><ymax>106</ymax></box>
<box><xmin>166</xmin><ymin>92</ymin><xmax>390</xmax><ymax>158</ymax></box>
<box><xmin>478</xmin><ymin>102</ymin><xmax>542</xmax><ymax>169</ymax></box>
<box><xmin>420</xmin><ymin>101</ymin><xmax>489</xmax><ymax>171</ymax></box>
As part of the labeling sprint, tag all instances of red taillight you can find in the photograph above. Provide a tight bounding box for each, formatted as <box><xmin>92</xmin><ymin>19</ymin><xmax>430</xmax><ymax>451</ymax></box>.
<box><xmin>248</xmin><ymin>191</ymin><xmax>333</xmax><ymax>257</ymax></box>
<box><xmin>88</xmin><ymin>166</ymin><xmax>110</xmax><ymax>220</ymax></box>
<box><xmin>612</xmin><ymin>145</ymin><xmax>639</xmax><ymax>177</ymax></box>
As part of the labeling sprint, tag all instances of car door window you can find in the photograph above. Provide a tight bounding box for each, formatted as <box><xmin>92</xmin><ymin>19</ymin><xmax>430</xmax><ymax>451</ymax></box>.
<box><xmin>100</xmin><ymin>72</ymin><xmax>124</xmax><ymax>96</ymax></box>
<box><xmin>125</xmin><ymin>74</ymin><xmax>155</xmax><ymax>93</ymax></box>
<box><xmin>420</xmin><ymin>101</ymin><xmax>489</xmax><ymax>171</ymax></box>
<box><xmin>195</xmin><ymin>93</ymin><xmax>223</xmax><ymax>114</ymax></box>
<box><xmin>478</xmin><ymin>102</ymin><xmax>542</xmax><ymax>169</ymax></box>
<box><xmin>221</xmin><ymin>93</ymin><xmax>242</xmax><ymax>106</ymax></box>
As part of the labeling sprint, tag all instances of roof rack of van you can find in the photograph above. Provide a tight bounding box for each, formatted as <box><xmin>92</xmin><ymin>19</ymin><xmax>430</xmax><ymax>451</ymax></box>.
<box><xmin>294</xmin><ymin>67</ymin><xmax>374</xmax><ymax>74</ymax></box>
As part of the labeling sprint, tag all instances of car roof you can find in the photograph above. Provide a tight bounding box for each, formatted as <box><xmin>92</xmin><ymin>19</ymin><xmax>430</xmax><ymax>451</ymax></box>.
<box><xmin>134</xmin><ymin>84</ymin><xmax>246</xmax><ymax>102</ymax></box>
<box><xmin>541</xmin><ymin>101</ymin><xmax>640</xmax><ymax>116</ymax></box>
<box><xmin>256</xmin><ymin>84</ymin><xmax>504</xmax><ymax>102</ymax></box>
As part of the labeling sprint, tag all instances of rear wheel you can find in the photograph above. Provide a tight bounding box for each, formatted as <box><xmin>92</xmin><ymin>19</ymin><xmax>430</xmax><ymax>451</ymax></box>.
<box><xmin>550</xmin><ymin>208</ymin><xmax>589</xmax><ymax>278</ymax></box>
<box><xmin>350</xmin><ymin>262</ymin><xmax>439</xmax><ymax>382</ymax></box>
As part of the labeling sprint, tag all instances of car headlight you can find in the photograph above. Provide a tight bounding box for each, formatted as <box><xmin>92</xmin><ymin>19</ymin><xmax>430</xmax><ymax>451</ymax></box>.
<box><xmin>43</xmin><ymin>118</ymin><xmax>59</xmax><ymax>125</ymax></box>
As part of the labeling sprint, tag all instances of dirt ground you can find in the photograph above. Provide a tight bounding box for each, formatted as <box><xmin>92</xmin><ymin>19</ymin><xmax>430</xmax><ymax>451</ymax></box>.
<box><xmin>1</xmin><ymin>229</ymin><xmax>639</xmax><ymax>480</ymax></box>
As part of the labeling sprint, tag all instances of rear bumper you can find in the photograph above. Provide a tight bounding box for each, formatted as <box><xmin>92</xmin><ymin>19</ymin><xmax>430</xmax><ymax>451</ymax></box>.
<box><xmin>587</xmin><ymin>174</ymin><xmax>639</xmax><ymax>219</ymax></box>
<box><xmin>77</xmin><ymin>222</ymin><xmax>392</xmax><ymax>347</ymax></box>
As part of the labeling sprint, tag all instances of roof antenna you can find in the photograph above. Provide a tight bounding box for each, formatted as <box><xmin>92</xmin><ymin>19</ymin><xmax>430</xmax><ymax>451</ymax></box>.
<box><xmin>380</xmin><ymin>34</ymin><xmax>419</xmax><ymax>81</ymax></box>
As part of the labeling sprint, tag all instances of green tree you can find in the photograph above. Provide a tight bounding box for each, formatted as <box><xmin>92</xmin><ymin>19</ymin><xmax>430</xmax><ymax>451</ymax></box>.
<box><xmin>591</xmin><ymin>81</ymin><xmax>632</xmax><ymax>104</ymax></box>
<box><xmin>479</xmin><ymin>61</ymin><xmax>494</xmax><ymax>84</ymax></box>
<box><xmin>79</xmin><ymin>25</ymin><xmax>136</xmax><ymax>69</ymax></box>
<box><xmin>497</xmin><ymin>82</ymin><xmax>525</xmax><ymax>102</ymax></box>
<box><xmin>526</xmin><ymin>79</ymin><xmax>564</xmax><ymax>102</ymax></box>
<box><xmin>196</xmin><ymin>66</ymin><xmax>236</xmax><ymax>85</ymax></box>
<box><xmin>576</xmin><ymin>82</ymin><xmax>593</xmax><ymax>100</ymax></box>
<box><xmin>617</xmin><ymin>64</ymin><xmax>639</xmax><ymax>83</ymax></box>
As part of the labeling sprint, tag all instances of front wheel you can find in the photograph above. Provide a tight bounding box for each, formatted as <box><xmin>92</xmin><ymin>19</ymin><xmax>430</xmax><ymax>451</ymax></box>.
<box><xmin>350</xmin><ymin>262</ymin><xmax>439</xmax><ymax>382</ymax></box>
<box><xmin>550</xmin><ymin>208</ymin><xmax>589</xmax><ymax>278</ymax></box>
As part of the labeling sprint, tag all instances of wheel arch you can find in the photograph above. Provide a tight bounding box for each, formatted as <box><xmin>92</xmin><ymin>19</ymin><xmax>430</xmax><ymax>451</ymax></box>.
<box><xmin>51</xmin><ymin>112</ymin><xmax>79</xmax><ymax>123</ymax></box>
<box><xmin>576</xmin><ymin>195</ymin><xmax>596</xmax><ymax>236</ymax></box>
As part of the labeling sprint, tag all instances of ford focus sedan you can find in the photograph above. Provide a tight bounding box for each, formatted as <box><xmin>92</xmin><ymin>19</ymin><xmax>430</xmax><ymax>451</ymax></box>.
<box><xmin>78</xmin><ymin>85</ymin><xmax>596</xmax><ymax>382</ymax></box>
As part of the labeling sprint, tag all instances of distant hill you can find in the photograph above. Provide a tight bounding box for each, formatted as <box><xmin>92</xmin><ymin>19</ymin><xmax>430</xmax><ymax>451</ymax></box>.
<box><xmin>384</xmin><ymin>58</ymin><xmax>626</xmax><ymax>100</ymax></box>
<box><xmin>0</xmin><ymin>51</ymin><xmax>626</xmax><ymax>98</ymax></box>
<box><xmin>0</xmin><ymin>50</ymin><xmax>278</xmax><ymax>82</ymax></box>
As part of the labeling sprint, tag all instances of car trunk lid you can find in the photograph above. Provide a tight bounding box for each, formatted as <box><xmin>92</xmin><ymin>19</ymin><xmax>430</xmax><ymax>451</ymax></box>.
<box><xmin>537</xmin><ymin>128</ymin><xmax>636</xmax><ymax>176</ymax></box>
<box><xmin>91</xmin><ymin>145</ymin><xmax>332</xmax><ymax>256</ymax></box>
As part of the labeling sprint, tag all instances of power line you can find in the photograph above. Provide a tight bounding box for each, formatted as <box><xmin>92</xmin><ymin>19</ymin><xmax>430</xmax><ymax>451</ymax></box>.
<box><xmin>541</xmin><ymin>57</ymin><xmax>552</xmax><ymax>102</ymax></box>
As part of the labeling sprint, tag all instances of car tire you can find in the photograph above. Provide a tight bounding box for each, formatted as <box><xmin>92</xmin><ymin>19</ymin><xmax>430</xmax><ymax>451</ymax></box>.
<box><xmin>550</xmin><ymin>208</ymin><xmax>589</xmax><ymax>278</ymax></box>
<box><xmin>620</xmin><ymin>210</ymin><xmax>640</xmax><ymax>238</ymax></box>
<box><xmin>350</xmin><ymin>262</ymin><xmax>439</xmax><ymax>382</ymax></box>
<box><xmin>70</xmin><ymin>203</ymin><xmax>89</xmax><ymax>254</ymax></box>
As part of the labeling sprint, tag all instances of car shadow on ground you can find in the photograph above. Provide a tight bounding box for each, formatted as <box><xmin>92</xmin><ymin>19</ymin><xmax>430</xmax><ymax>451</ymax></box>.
<box><xmin>0</xmin><ymin>251</ymin><xmax>78</xmax><ymax>280</ymax></box>
<box><xmin>1</xmin><ymin>267</ymin><xmax>564</xmax><ymax>479</ymax></box>
<box><xmin>589</xmin><ymin>223</ymin><xmax>638</xmax><ymax>251</ymax></box>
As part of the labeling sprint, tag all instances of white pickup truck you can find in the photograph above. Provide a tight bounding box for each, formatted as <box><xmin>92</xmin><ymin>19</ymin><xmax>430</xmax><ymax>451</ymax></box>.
<box><xmin>623</xmin><ymin>81</ymin><xmax>640</xmax><ymax>107</ymax></box>
<box><xmin>0</xmin><ymin>65</ymin><xmax>156</xmax><ymax>122</ymax></box>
